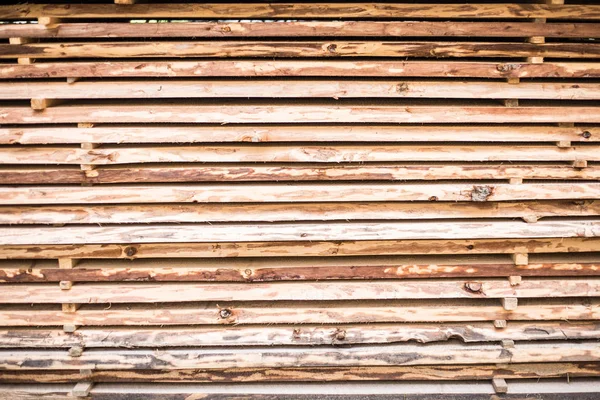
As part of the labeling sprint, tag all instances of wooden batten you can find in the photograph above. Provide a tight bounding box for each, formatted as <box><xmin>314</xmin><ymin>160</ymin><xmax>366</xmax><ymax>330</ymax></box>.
<box><xmin>72</xmin><ymin>382</ymin><xmax>93</xmax><ymax>397</ymax></box>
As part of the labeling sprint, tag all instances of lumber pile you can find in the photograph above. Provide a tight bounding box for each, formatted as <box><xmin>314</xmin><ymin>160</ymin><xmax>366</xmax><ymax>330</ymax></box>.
<box><xmin>0</xmin><ymin>1</ymin><xmax>599</xmax><ymax>398</ymax></box>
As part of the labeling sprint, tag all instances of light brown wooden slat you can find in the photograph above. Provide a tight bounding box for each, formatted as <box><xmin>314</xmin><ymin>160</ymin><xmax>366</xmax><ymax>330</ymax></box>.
<box><xmin>2</xmin><ymin>363</ymin><xmax>600</xmax><ymax>383</ymax></box>
<box><xmin>2</xmin><ymin>145</ymin><xmax>599</xmax><ymax>165</ymax></box>
<box><xmin>3</xmin><ymin>41</ymin><xmax>598</xmax><ymax>59</ymax></box>
<box><xmin>1</xmin><ymin>258</ymin><xmax>598</xmax><ymax>282</ymax></box>
<box><xmin>1</xmin><ymin>342</ymin><xmax>598</xmax><ymax>370</ymax></box>
<box><xmin>1</xmin><ymin>322</ymin><xmax>597</xmax><ymax>348</ymax></box>
<box><xmin>1</xmin><ymin>201</ymin><xmax>596</xmax><ymax>225</ymax></box>
<box><xmin>1</xmin><ymin>299</ymin><xmax>596</xmax><ymax>326</ymax></box>
<box><xmin>0</xmin><ymin>238</ymin><xmax>597</xmax><ymax>260</ymax></box>
<box><xmin>1</xmin><ymin>61</ymin><xmax>597</xmax><ymax>79</ymax></box>
<box><xmin>1</xmin><ymin>183</ymin><xmax>598</xmax><ymax>205</ymax></box>
<box><xmin>1</xmin><ymin>21</ymin><xmax>599</xmax><ymax>39</ymax></box>
<box><xmin>2</xmin><ymin>3</ymin><xmax>599</xmax><ymax>20</ymax></box>
<box><xmin>2</xmin><ymin>80</ymin><xmax>598</xmax><ymax>100</ymax></box>
<box><xmin>3</xmin><ymin>104</ymin><xmax>600</xmax><ymax>124</ymax></box>
<box><xmin>2</xmin><ymin>164</ymin><xmax>600</xmax><ymax>185</ymax></box>
<box><xmin>1</xmin><ymin>278</ymin><xmax>599</xmax><ymax>303</ymax></box>
<box><xmin>1</xmin><ymin>126</ymin><xmax>597</xmax><ymax>144</ymax></box>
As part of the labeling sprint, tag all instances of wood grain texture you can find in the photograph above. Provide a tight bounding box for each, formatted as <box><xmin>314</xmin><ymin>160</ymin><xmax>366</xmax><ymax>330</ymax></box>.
<box><xmin>1</xmin><ymin>21</ymin><xmax>598</xmax><ymax>39</ymax></box>
<box><xmin>2</xmin><ymin>3</ymin><xmax>599</xmax><ymax>19</ymax></box>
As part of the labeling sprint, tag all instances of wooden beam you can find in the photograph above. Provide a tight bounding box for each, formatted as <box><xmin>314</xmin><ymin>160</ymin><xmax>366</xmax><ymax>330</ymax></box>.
<box><xmin>1</xmin><ymin>299</ymin><xmax>596</xmax><ymax>326</ymax></box>
<box><xmin>3</xmin><ymin>104</ymin><xmax>600</xmax><ymax>124</ymax></box>
<box><xmin>1</xmin><ymin>342</ymin><xmax>598</xmax><ymax>370</ymax></box>
<box><xmin>1</xmin><ymin>61</ymin><xmax>598</xmax><ymax>79</ymax></box>
<box><xmin>1</xmin><ymin>278</ymin><xmax>599</xmax><ymax>304</ymax></box>
<box><xmin>2</xmin><ymin>3</ymin><xmax>598</xmax><ymax>20</ymax></box>
<box><xmin>2</xmin><ymin>41</ymin><xmax>598</xmax><ymax>59</ymax></box>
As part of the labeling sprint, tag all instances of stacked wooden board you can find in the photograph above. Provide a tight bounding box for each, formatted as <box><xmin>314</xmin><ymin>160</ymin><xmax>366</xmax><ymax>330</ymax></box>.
<box><xmin>0</xmin><ymin>0</ymin><xmax>599</xmax><ymax>398</ymax></box>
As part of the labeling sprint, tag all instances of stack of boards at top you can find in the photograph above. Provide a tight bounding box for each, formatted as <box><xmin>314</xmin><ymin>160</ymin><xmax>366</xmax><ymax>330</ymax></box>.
<box><xmin>0</xmin><ymin>1</ymin><xmax>599</xmax><ymax>399</ymax></box>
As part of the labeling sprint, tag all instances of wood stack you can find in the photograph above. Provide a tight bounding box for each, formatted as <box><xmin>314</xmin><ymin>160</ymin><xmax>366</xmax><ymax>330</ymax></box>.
<box><xmin>0</xmin><ymin>1</ymin><xmax>599</xmax><ymax>398</ymax></box>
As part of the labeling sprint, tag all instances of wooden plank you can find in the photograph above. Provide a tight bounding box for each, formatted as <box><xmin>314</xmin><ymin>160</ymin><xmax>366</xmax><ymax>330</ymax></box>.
<box><xmin>2</xmin><ymin>219</ymin><xmax>600</xmax><ymax>245</ymax></box>
<box><xmin>1</xmin><ymin>278</ymin><xmax>598</xmax><ymax>303</ymax></box>
<box><xmin>3</xmin><ymin>254</ymin><xmax>600</xmax><ymax>282</ymax></box>
<box><xmin>3</xmin><ymin>41</ymin><xmax>598</xmax><ymax>59</ymax></box>
<box><xmin>1</xmin><ymin>183</ymin><xmax>599</xmax><ymax>205</ymax></box>
<box><xmin>2</xmin><ymin>3</ymin><xmax>599</xmax><ymax>20</ymax></box>
<box><xmin>1</xmin><ymin>126</ymin><xmax>597</xmax><ymax>145</ymax></box>
<box><xmin>1</xmin><ymin>238</ymin><xmax>598</xmax><ymax>260</ymax></box>
<box><xmin>0</xmin><ymin>299</ymin><xmax>596</xmax><ymax>327</ymax></box>
<box><xmin>2</xmin><ymin>80</ymin><xmax>599</xmax><ymax>100</ymax></box>
<box><xmin>1</xmin><ymin>21</ymin><xmax>599</xmax><ymax>39</ymax></box>
<box><xmin>0</xmin><ymin>322</ymin><xmax>597</xmax><ymax>348</ymax></box>
<box><xmin>1</xmin><ymin>200</ymin><xmax>597</xmax><ymax>225</ymax></box>
<box><xmin>1</xmin><ymin>363</ymin><xmax>599</xmax><ymax>383</ymax></box>
<box><xmin>1</xmin><ymin>342</ymin><xmax>599</xmax><ymax>370</ymax></box>
<box><xmin>3</xmin><ymin>104</ymin><xmax>600</xmax><ymax>124</ymax></box>
<box><xmin>3</xmin><ymin>145</ymin><xmax>599</xmax><ymax>165</ymax></box>
<box><xmin>1</xmin><ymin>61</ymin><xmax>598</xmax><ymax>79</ymax></box>
<box><xmin>2</xmin><ymin>164</ymin><xmax>600</xmax><ymax>185</ymax></box>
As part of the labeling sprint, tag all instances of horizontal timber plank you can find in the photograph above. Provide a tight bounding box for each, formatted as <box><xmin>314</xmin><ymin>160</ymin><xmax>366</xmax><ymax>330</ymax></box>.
<box><xmin>2</xmin><ymin>80</ymin><xmax>599</xmax><ymax>100</ymax></box>
<box><xmin>1</xmin><ymin>363</ymin><xmax>599</xmax><ymax>383</ymax></box>
<box><xmin>1</xmin><ymin>61</ymin><xmax>597</xmax><ymax>79</ymax></box>
<box><xmin>1</xmin><ymin>201</ymin><xmax>596</xmax><ymax>225</ymax></box>
<box><xmin>1</xmin><ymin>22</ymin><xmax>598</xmax><ymax>39</ymax></box>
<box><xmin>1</xmin><ymin>278</ymin><xmax>599</xmax><ymax>303</ymax></box>
<box><xmin>3</xmin><ymin>104</ymin><xmax>600</xmax><ymax>124</ymax></box>
<box><xmin>1</xmin><ymin>299</ymin><xmax>596</xmax><ymax>326</ymax></box>
<box><xmin>2</xmin><ymin>4</ymin><xmax>599</xmax><ymax>20</ymax></box>
<box><xmin>3</xmin><ymin>41</ymin><xmax>598</xmax><ymax>59</ymax></box>
<box><xmin>2</xmin><ymin>219</ymin><xmax>600</xmax><ymax>244</ymax></box>
<box><xmin>2</xmin><ymin>164</ymin><xmax>600</xmax><ymax>184</ymax></box>
<box><xmin>1</xmin><ymin>342</ymin><xmax>599</xmax><ymax>370</ymax></box>
<box><xmin>3</xmin><ymin>145</ymin><xmax>600</xmax><ymax>165</ymax></box>
<box><xmin>1</xmin><ymin>183</ymin><xmax>599</xmax><ymax>204</ymax></box>
<box><xmin>0</xmin><ymin>322</ymin><xmax>597</xmax><ymax>348</ymax></box>
<box><xmin>0</xmin><ymin>238</ymin><xmax>598</xmax><ymax>260</ymax></box>
<box><xmin>1</xmin><ymin>126</ymin><xmax>598</xmax><ymax>145</ymax></box>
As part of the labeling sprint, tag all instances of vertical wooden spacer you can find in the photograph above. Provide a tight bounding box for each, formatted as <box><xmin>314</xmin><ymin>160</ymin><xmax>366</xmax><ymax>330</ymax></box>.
<box><xmin>59</xmin><ymin>280</ymin><xmax>73</xmax><ymax>290</ymax></box>
<box><xmin>502</xmin><ymin>99</ymin><xmax>519</xmax><ymax>107</ymax></box>
<box><xmin>115</xmin><ymin>0</ymin><xmax>138</xmax><ymax>3</ymax></box>
<box><xmin>62</xmin><ymin>303</ymin><xmax>80</xmax><ymax>313</ymax></box>
<box><xmin>38</xmin><ymin>17</ymin><xmax>61</xmax><ymax>27</ymax></box>
<box><xmin>67</xmin><ymin>77</ymin><xmax>79</xmax><ymax>84</ymax></box>
<box><xmin>492</xmin><ymin>377</ymin><xmax>508</xmax><ymax>394</ymax></box>
<box><xmin>69</xmin><ymin>346</ymin><xmax>84</xmax><ymax>357</ymax></box>
<box><xmin>30</xmin><ymin>98</ymin><xmax>63</xmax><ymax>111</ymax></box>
<box><xmin>501</xmin><ymin>298</ymin><xmax>518</xmax><ymax>311</ymax></box>
<box><xmin>79</xmin><ymin>123</ymin><xmax>98</xmax><ymax>172</ymax></box>
<box><xmin>508</xmin><ymin>276</ymin><xmax>522</xmax><ymax>286</ymax></box>
<box><xmin>63</xmin><ymin>323</ymin><xmax>78</xmax><ymax>333</ymax></box>
<box><xmin>509</xmin><ymin>178</ymin><xmax>523</xmax><ymax>185</ymax></box>
<box><xmin>511</xmin><ymin>253</ymin><xmax>528</xmax><ymax>266</ymax></box>
<box><xmin>493</xmin><ymin>320</ymin><xmax>507</xmax><ymax>329</ymax></box>
<box><xmin>9</xmin><ymin>37</ymin><xmax>34</xmax><ymax>64</ymax></box>
<box><xmin>501</xmin><ymin>339</ymin><xmax>515</xmax><ymax>349</ymax></box>
<box><xmin>556</xmin><ymin>140</ymin><xmax>571</xmax><ymax>148</ymax></box>
<box><xmin>72</xmin><ymin>382</ymin><xmax>94</xmax><ymax>397</ymax></box>
<box><xmin>522</xmin><ymin>215</ymin><xmax>539</xmax><ymax>223</ymax></box>
<box><xmin>59</xmin><ymin>258</ymin><xmax>78</xmax><ymax>269</ymax></box>
<box><xmin>572</xmin><ymin>159</ymin><xmax>588</xmax><ymax>169</ymax></box>
<box><xmin>507</xmin><ymin>78</ymin><xmax>520</xmax><ymax>85</ymax></box>
<box><xmin>58</xmin><ymin>258</ymin><xmax>79</xmax><ymax>314</ymax></box>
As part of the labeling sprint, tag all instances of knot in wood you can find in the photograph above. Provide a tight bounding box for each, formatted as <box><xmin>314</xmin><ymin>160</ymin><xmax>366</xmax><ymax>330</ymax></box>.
<box><xmin>582</xmin><ymin>130</ymin><xmax>592</xmax><ymax>139</ymax></box>
<box><xmin>496</xmin><ymin>63</ymin><xmax>519</xmax><ymax>73</ymax></box>
<box><xmin>464</xmin><ymin>281</ymin><xmax>483</xmax><ymax>293</ymax></box>
<box><xmin>334</xmin><ymin>329</ymin><xmax>346</xmax><ymax>341</ymax></box>
<box><xmin>124</xmin><ymin>246</ymin><xmax>137</xmax><ymax>257</ymax></box>
<box><xmin>219</xmin><ymin>308</ymin><xmax>232</xmax><ymax>319</ymax></box>
<box><xmin>396</xmin><ymin>82</ymin><xmax>409</xmax><ymax>93</ymax></box>
<box><xmin>221</xmin><ymin>25</ymin><xmax>232</xmax><ymax>33</ymax></box>
<box><xmin>327</xmin><ymin>43</ymin><xmax>337</xmax><ymax>53</ymax></box>
<box><xmin>471</xmin><ymin>185</ymin><xmax>493</xmax><ymax>202</ymax></box>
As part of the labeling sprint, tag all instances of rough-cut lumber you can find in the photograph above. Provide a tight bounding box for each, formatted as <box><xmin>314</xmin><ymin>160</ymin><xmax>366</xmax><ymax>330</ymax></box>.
<box><xmin>2</xmin><ymin>3</ymin><xmax>599</xmax><ymax>20</ymax></box>
<box><xmin>1</xmin><ymin>299</ymin><xmax>596</xmax><ymax>327</ymax></box>
<box><xmin>2</xmin><ymin>164</ymin><xmax>600</xmax><ymax>185</ymax></box>
<box><xmin>3</xmin><ymin>41</ymin><xmax>599</xmax><ymax>59</ymax></box>
<box><xmin>1</xmin><ymin>61</ymin><xmax>598</xmax><ymax>79</ymax></box>
<box><xmin>2</xmin><ymin>254</ymin><xmax>599</xmax><ymax>282</ymax></box>
<box><xmin>1</xmin><ymin>126</ymin><xmax>597</xmax><ymax>145</ymax></box>
<box><xmin>1</xmin><ymin>200</ymin><xmax>596</xmax><ymax>225</ymax></box>
<box><xmin>2</xmin><ymin>219</ymin><xmax>600</xmax><ymax>245</ymax></box>
<box><xmin>0</xmin><ymin>322</ymin><xmax>596</xmax><ymax>348</ymax></box>
<box><xmin>1</xmin><ymin>342</ymin><xmax>599</xmax><ymax>370</ymax></box>
<box><xmin>1</xmin><ymin>238</ymin><xmax>598</xmax><ymax>260</ymax></box>
<box><xmin>1</xmin><ymin>278</ymin><xmax>598</xmax><ymax>304</ymax></box>
<box><xmin>1</xmin><ymin>21</ymin><xmax>599</xmax><ymax>39</ymax></box>
<box><xmin>1</xmin><ymin>183</ymin><xmax>599</xmax><ymax>205</ymax></box>
<box><xmin>1</xmin><ymin>363</ymin><xmax>599</xmax><ymax>383</ymax></box>
<box><xmin>3</xmin><ymin>103</ymin><xmax>599</xmax><ymax>124</ymax></box>
<box><xmin>3</xmin><ymin>145</ymin><xmax>599</xmax><ymax>165</ymax></box>
<box><xmin>3</xmin><ymin>80</ymin><xmax>598</xmax><ymax>100</ymax></box>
